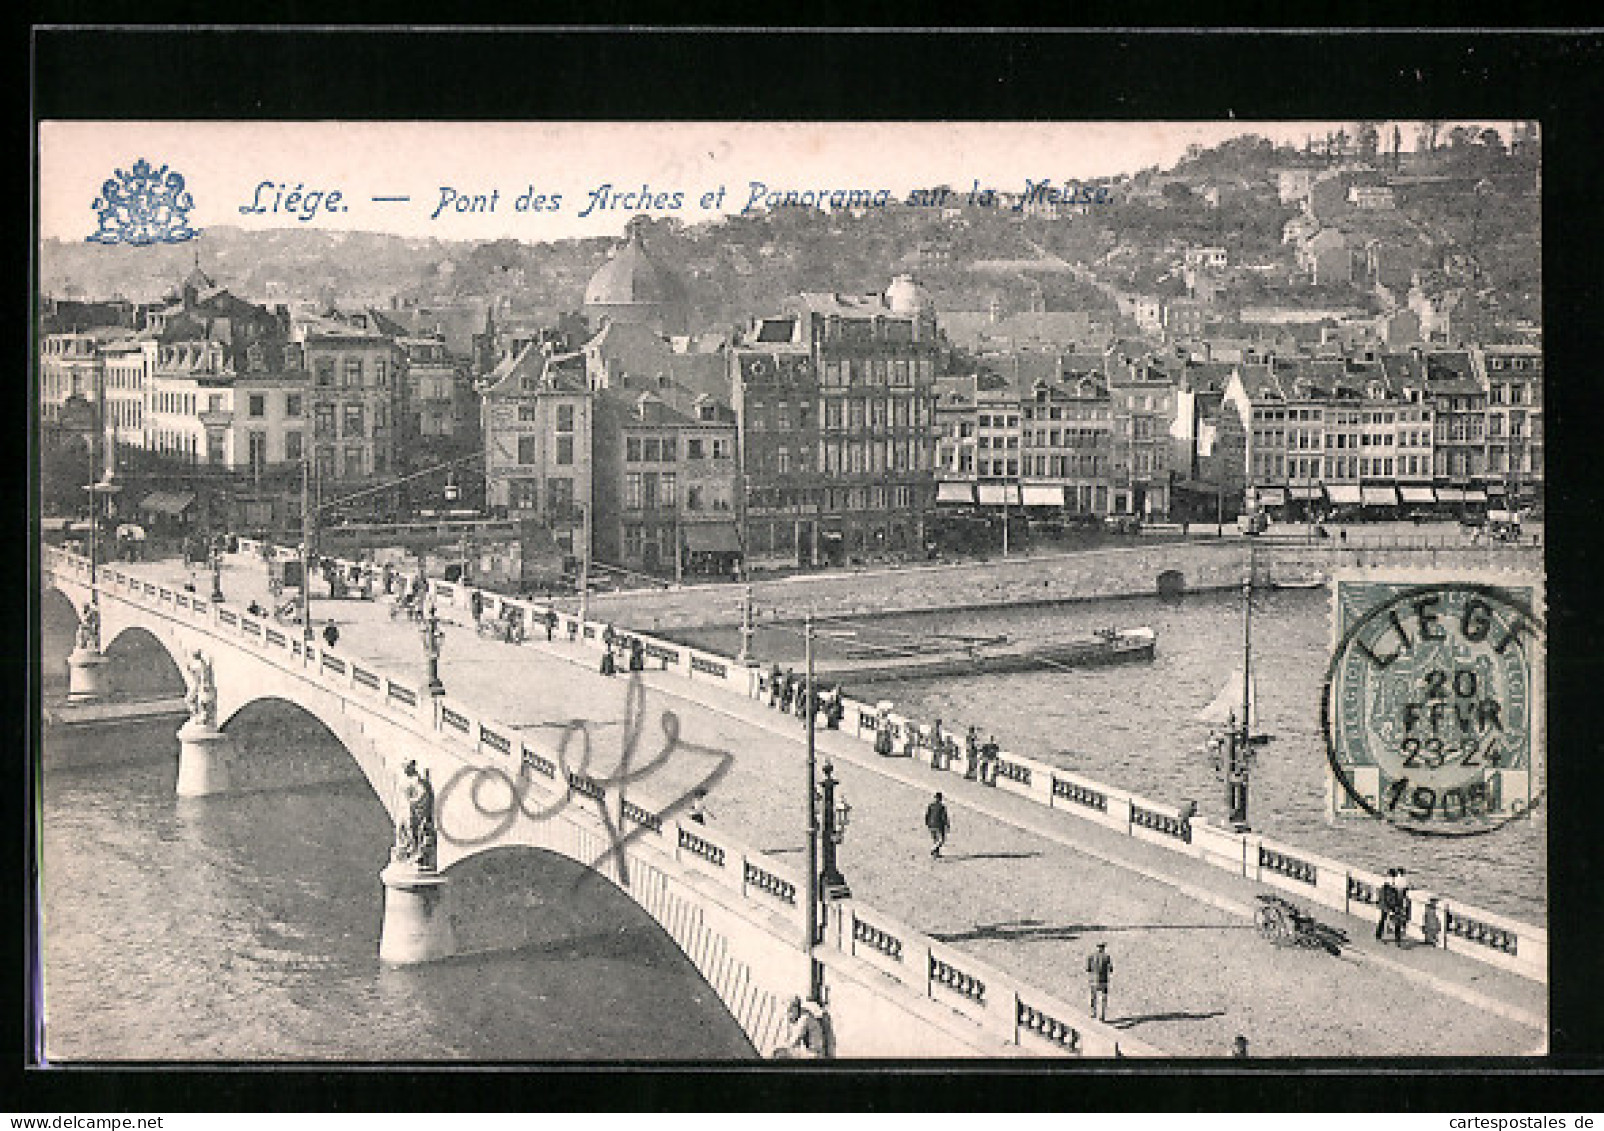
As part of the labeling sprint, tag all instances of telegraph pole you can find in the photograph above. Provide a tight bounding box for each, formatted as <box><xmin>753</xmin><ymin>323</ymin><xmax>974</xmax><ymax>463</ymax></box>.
<box><xmin>578</xmin><ymin>503</ymin><xmax>591</xmax><ymax>625</ymax></box>
<box><xmin>301</xmin><ymin>456</ymin><xmax>315</xmax><ymax>649</ymax></box>
<box><xmin>805</xmin><ymin>613</ymin><xmax>822</xmax><ymax>1001</ymax></box>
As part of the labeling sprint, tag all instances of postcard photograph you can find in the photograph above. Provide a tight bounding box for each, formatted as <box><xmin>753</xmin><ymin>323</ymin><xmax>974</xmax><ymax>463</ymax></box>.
<box><xmin>33</xmin><ymin>115</ymin><xmax>1547</xmax><ymax>1063</ymax></box>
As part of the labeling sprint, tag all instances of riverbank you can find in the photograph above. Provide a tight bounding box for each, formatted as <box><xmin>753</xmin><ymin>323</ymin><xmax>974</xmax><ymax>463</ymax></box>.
<box><xmin>583</xmin><ymin>539</ymin><xmax>1542</xmax><ymax>632</ymax></box>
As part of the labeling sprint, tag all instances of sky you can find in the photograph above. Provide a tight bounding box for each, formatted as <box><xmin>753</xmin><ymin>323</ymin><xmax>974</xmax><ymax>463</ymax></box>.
<box><xmin>39</xmin><ymin>120</ymin><xmax>1523</xmax><ymax>246</ymax></box>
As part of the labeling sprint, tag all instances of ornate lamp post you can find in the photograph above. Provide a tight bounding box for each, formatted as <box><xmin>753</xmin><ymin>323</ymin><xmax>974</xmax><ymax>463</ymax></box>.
<box><xmin>737</xmin><ymin>583</ymin><xmax>755</xmax><ymax>666</ymax></box>
<box><xmin>421</xmin><ymin>604</ymin><xmax>445</xmax><ymax>696</ymax></box>
<box><xmin>818</xmin><ymin>761</ymin><xmax>852</xmax><ymax>900</ymax></box>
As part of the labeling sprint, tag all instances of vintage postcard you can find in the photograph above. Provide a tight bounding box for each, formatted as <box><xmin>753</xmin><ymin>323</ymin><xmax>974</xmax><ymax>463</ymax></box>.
<box><xmin>34</xmin><ymin>112</ymin><xmax>1547</xmax><ymax>1065</ymax></box>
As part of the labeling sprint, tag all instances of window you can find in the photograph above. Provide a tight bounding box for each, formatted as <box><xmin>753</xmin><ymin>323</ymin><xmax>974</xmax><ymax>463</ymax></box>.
<box><xmin>686</xmin><ymin>486</ymin><xmax>704</xmax><ymax>511</ymax></box>
<box><xmin>643</xmin><ymin>437</ymin><xmax>662</xmax><ymax>462</ymax></box>
<box><xmin>711</xmin><ymin>438</ymin><xmax>732</xmax><ymax>460</ymax></box>
<box><xmin>512</xmin><ymin>480</ymin><xmax>539</xmax><ymax>510</ymax></box>
<box><xmin>343</xmin><ymin>358</ymin><xmax>363</xmax><ymax>387</ymax></box>
<box><xmin>375</xmin><ymin>359</ymin><xmax>388</xmax><ymax>387</ymax></box>
<box><xmin>315</xmin><ymin>358</ymin><xmax>334</xmax><ymax>386</ymax></box>
<box><xmin>547</xmin><ymin>477</ymin><xmax>574</xmax><ymax>513</ymax></box>
<box><xmin>518</xmin><ymin>435</ymin><xmax>538</xmax><ymax>465</ymax></box>
<box><xmin>206</xmin><ymin>432</ymin><xmax>225</xmax><ymax>464</ymax></box>
<box><xmin>519</xmin><ymin>405</ymin><xmax>538</xmax><ymax>422</ymax></box>
<box><xmin>314</xmin><ymin>405</ymin><xmax>336</xmax><ymax>440</ymax></box>
<box><xmin>285</xmin><ymin>394</ymin><xmax>303</xmax><ymax>417</ymax></box>
<box><xmin>316</xmin><ymin>446</ymin><xmax>335</xmax><ymax>480</ymax></box>
<box><xmin>247</xmin><ymin>394</ymin><xmax>266</xmax><ymax>418</ymax></box>
<box><xmin>626</xmin><ymin>472</ymin><xmax>643</xmax><ymax>510</ymax></box>
<box><xmin>343</xmin><ymin>446</ymin><xmax>365</xmax><ymax>477</ymax></box>
<box><xmin>285</xmin><ymin>430</ymin><xmax>303</xmax><ymax>462</ymax></box>
<box><xmin>687</xmin><ymin>438</ymin><xmax>705</xmax><ymax>459</ymax></box>
<box><xmin>556</xmin><ymin>405</ymin><xmax>575</xmax><ymax>432</ymax></box>
<box><xmin>248</xmin><ymin>432</ymin><xmax>267</xmax><ymax>471</ymax></box>
<box><xmin>343</xmin><ymin>403</ymin><xmax>365</xmax><ymax>438</ymax></box>
<box><xmin>556</xmin><ymin>435</ymin><xmax>574</xmax><ymax>465</ymax></box>
<box><xmin>662</xmin><ymin>472</ymin><xmax>676</xmax><ymax>507</ymax></box>
<box><xmin>777</xmin><ymin>447</ymin><xmax>791</xmax><ymax>474</ymax></box>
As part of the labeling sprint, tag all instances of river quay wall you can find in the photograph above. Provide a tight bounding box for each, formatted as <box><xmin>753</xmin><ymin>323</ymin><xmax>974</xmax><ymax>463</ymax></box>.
<box><xmin>584</xmin><ymin>540</ymin><xmax>1543</xmax><ymax>632</ymax></box>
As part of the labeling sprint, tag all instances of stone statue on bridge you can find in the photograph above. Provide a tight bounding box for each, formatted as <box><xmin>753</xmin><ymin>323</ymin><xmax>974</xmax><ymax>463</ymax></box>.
<box><xmin>183</xmin><ymin>649</ymin><xmax>217</xmax><ymax>729</ymax></box>
<box><xmin>76</xmin><ymin>603</ymin><xmax>100</xmax><ymax>653</ymax></box>
<box><xmin>392</xmin><ymin>759</ymin><xmax>438</xmax><ymax>871</ymax></box>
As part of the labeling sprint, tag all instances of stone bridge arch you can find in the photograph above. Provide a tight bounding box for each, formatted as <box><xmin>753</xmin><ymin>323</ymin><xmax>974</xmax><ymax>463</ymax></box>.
<box><xmin>42</xmin><ymin>556</ymin><xmax>807</xmax><ymax>1055</ymax></box>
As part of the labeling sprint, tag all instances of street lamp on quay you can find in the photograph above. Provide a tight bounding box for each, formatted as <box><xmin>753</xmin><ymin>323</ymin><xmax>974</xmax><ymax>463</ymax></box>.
<box><xmin>802</xmin><ymin>614</ymin><xmax>853</xmax><ymax>1002</ymax></box>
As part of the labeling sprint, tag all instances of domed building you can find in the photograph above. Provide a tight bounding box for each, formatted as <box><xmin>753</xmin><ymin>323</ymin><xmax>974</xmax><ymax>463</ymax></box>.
<box><xmin>884</xmin><ymin>273</ymin><xmax>936</xmax><ymax>318</ymax></box>
<box><xmin>582</xmin><ymin>222</ymin><xmax>691</xmax><ymax>335</ymax></box>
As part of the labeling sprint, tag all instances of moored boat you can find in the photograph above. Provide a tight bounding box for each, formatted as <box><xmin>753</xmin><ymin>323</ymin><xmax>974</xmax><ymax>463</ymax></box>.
<box><xmin>812</xmin><ymin>626</ymin><xmax>1155</xmax><ymax>684</ymax></box>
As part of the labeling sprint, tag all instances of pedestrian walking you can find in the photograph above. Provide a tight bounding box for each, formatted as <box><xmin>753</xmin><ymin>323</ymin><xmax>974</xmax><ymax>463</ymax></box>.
<box><xmin>543</xmin><ymin>608</ymin><xmax>557</xmax><ymax>642</ymax></box>
<box><xmin>980</xmin><ymin>735</ymin><xmax>1001</xmax><ymax>785</ymax></box>
<box><xmin>924</xmin><ymin>791</ymin><xmax>950</xmax><ymax>858</ymax></box>
<box><xmin>929</xmin><ymin>718</ymin><xmax>948</xmax><ymax>769</ymax></box>
<box><xmin>1087</xmin><ymin>942</ymin><xmax>1113</xmax><ymax>1021</ymax></box>
<box><xmin>628</xmin><ymin>638</ymin><xmax>646</xmax><ymax>672</ymax></box>
<box><xmin>470</xmin><ymin>589</ymin><xmax>484</xmax><ymax>625</ymax></box>
<box><xmin>322</xmin><ymin>621</ymin><xmax>340</xmax><ymax>648</ymax></box>
<box><xmin>964</xmin><ymin>726</ymin><xmax>981</xmax><ymax>780</ymax></box>
<box><xmin>1231</xmin><ymin>1035</ymin><xmax>1250</xmax><ymax>1058</ymax></box>
<box><xmin>768</xmin><ymin>665</ymin><xmax>783</xmax><ymax>708</ymax></box>
<box><xmin>1375</xmin><ymin>868</ymin><xmax>1405</xmax><ymax>944</ymax></box>
<box><xmin>600</xmin><ymin>646</ymin><xmax>617</xmax><ymax>677</ymax></box>
<box><xmin>874</xmin><ymin>705</ymin><xmax>895</xmax><ymax>756</ymax></box>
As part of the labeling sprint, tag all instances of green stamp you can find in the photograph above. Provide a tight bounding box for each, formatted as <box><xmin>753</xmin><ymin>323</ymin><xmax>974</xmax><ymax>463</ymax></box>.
<box><xmin>1323</xmin><ymin>577</ymin><xmax>1544</xmax><ymax>837</ymax></box>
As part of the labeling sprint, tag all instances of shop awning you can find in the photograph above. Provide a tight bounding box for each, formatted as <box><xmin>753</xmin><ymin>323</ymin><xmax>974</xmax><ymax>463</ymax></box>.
<box><xmin>936</xmin><ymin>482</ymin><xmax>975</xmax><ymax>505</ymax></box>
<box><xmin>1021</xmin><ymin>484</ymin><xmax>1066</xmax><ymax>507</ymax></box>
<box><xmin>1361</xmin><ymin>486</ymin><xmax>1399</xmax><ymax>506</ymax></box>
<box><xmin>138</xmin><ymin>491</ymin><xmax>196</xmax><ymax>516</ymax></box>
<box><xmin>1399</xmin><ymin>486</ymin><xmax>1437</xmax><ymax>504</ymax></box>
<box><xmin>1289</xmin><ymin>486</ymin><xmax>1322</xmax><ymax>500</ymax></box>
<box><xmin>1325</xmin><ymin>485</ymin><xmax>1363</xmax><ymax>505</ymax></box>
<box><xmin>976</xmin><ymin>484</ymin><xmax>1022</xmax><ymax>507</ymax></box>
<box><xmin>1463</xmin><ymin>489</ymin><xmax>1488</xmax><ymax>503</ymax></box>
<box><xmin>682</xmin><ymin>523</ymin><xmax>742</xmax><ymax>553</ymax></box>
<box><xmin>1255</xmin><ymin>487</ymin><xmax>1287</xmax><ymax>506</ymax></box>
<box><xmin>1436</xmin><ymin>487</ymin><xmax>1466</xmax><ymax>502</ymax></box>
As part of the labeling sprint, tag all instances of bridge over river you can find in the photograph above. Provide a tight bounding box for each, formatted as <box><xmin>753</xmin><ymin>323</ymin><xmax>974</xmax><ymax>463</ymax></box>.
<box><xmin>43</xmin><ymin>545</ymin><xmax>1546</xmax><ymax>1058</ymax></box>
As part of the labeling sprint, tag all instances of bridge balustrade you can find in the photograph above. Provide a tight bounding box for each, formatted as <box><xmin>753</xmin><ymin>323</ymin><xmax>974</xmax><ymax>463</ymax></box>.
<box><xmin>43</xmin><ymin>546</ymin><xmax>1545</xmax><ymax>1027</ymax></box>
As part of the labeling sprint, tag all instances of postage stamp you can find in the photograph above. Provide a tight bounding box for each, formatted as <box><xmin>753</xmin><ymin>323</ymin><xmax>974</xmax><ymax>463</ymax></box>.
<box><xmin>1324</xmin><ymin>570</ymin><xmax>1545</xmax><ymax>837</ymax></box>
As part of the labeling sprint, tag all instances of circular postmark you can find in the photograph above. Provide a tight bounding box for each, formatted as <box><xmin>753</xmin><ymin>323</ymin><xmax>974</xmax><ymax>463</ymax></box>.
<box><xmin>1323</xmin><ymin>583</ymin><xmax>1544</xmax><ymax>837</ymax></box>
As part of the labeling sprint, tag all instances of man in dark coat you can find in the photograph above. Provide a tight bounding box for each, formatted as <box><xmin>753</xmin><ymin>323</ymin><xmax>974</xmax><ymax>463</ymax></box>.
<box><xmin>924</xmin><ymin>792</ymin><xmax>950</xmax><ymax>858</ymax></box>
<box><xmin>1376</xmin><ymin>869</ymin><xmax>1403</xmax><ymax>944</ymax></box>
<box><xmin>1087</xmin><ymin>943</ymin><xmax>1113</xmax><ymax>1021</ymax></box>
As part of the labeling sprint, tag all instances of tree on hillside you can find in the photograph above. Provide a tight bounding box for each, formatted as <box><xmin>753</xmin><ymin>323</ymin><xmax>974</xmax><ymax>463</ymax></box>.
<box><xmin>1354</xmin><ymin>121</ymin><xmax>1381</xmax><ymax>162</ymax></box>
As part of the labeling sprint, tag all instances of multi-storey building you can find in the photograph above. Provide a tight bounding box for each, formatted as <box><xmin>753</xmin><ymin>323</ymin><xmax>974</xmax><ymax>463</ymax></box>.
<box><xmin>582</xmin><ymin>320</ymin><xmax>740</xmax><ymax>577</ymax></box>
<box><xmin>479</xmin><ymin>344</ymin><xmax>592</xmax><ymax>561</ymax></box>
<box><xmin>1422</xmin><ymin>350</ymin><xmax>1487</xmax><ymax>487</ymax></box>
<box><xmin>294</xmin><ymin>311</ymin><xmax>404</xmax><ymax>484</ymax></box>
<box><xmin>1477</xmin><ymin>344</ymin><xmax>1544</xmax><ymax>506</ymax></box>
<box><xmin>1021</xmin><ymin>373</ymin><xmax>1113</xmax><ymax>515</ymax></box>
<box><xmin>1108</xmin><ymin>356</ymin><xmax>1180</xmax><ymax>517</ymax></box>
<box><xmin>734</xmin><ymin>276</ymin><xmax>941</xmax><ymax>567</ymax></box>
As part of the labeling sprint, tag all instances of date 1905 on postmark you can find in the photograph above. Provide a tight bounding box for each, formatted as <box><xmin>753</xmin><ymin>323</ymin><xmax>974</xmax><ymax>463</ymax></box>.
<box><xmin>1324</xmin><ymin>578</ymin><xmax>1544</xmax><ymax>837</ymax></box>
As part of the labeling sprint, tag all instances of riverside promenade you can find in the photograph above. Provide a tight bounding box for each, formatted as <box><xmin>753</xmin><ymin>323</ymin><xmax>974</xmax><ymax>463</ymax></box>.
<box><xmin>116</xmin><ymin>552</ymin><xmax>1546</xmax><ymax>1057</ymax></box>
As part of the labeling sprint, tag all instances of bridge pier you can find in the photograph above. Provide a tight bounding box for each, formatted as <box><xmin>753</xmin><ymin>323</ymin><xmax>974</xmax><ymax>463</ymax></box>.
<box><xmin>378</xmin><ymin>863</ymin><xmax>456</xmax><ymax>965</ymax></box>
<box><xmin>66</xmin><ymin>646</ymin><xmax>110</xmax><ymax>703</ymax></box>
<box><xmin>175</xmin><ymin>719</ymin><xmax>234</xmax><ymax>798</ymax></box>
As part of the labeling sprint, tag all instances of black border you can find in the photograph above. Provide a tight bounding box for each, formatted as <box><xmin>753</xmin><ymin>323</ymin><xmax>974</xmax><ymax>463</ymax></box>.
<box><xmin>20</xmin><ymin>23</ymin><xmax>1604</xmax><ymax>1113</ymax></box>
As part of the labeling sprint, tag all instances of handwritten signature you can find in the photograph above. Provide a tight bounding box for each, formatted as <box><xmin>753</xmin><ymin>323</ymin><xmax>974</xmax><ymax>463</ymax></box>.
<box><xmin>433</xmin><ymin>672</ymin><xmax>734</xmax><ymax>891</ymax></box>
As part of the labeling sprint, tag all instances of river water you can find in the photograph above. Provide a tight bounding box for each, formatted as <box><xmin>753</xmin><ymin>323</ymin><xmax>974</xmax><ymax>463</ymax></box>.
<box><xmin>673</xmin><ymin>585</ymin><xmax>1547</xmax><ymax>927</ymax></box>
<box><xmin>35</xmin><ymin>601</ymin><xmax>755</xmax><ymax>1062</ymax></box>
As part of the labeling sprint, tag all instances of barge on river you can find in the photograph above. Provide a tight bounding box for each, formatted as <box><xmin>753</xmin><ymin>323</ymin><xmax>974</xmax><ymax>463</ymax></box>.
<box><xmin>812</xmin><ymin>626</ymin><xmax>1155</xmax><ymax>685</ymax></box>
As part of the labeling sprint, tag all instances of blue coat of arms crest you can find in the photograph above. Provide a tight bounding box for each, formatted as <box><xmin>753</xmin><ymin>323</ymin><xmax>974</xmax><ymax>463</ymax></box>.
<box><xmin>86</xmin><ymin>159</ymin><xmax>201</xmax><ymax>246</ymax></box>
